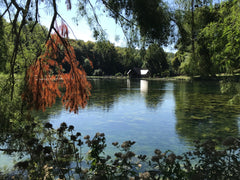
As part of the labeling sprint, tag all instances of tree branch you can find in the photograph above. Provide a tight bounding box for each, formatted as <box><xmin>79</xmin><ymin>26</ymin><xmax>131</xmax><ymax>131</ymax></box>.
<box><xmin>10</xmin><ymin>0</ymin><xmax>32</xmax><ymax>100</ymax></box>
<box><xmin>46</xmin><ymin>0</ymin><xmax>58</xmax><ymax>43</ymax></box>
<box><xmin>30</xmin><ymin>0</ymin><xmax>39</xmax><ymax>33</ymax></box>
<box><xmin>0</xmin><ymin>0</ymin><xmax>12</xmax><ymax>18</ymax></box>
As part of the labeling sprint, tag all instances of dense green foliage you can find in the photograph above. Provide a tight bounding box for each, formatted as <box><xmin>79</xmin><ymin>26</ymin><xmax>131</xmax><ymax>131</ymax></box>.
<box><xmin>1</xmin><ymin>0</ymin><xmax>239</xmax><ymax>78</ymax></box>
<box><xmin>68</xmin><ymin>39</ymin><xmax>172</xmax><ymax>77</ymax></box>
<box><xmin>174</xmin><ymin>0</ymin><xmax>240</xmax><ymax>77</ymax></box>
<box><xmin>1</xmin><ymin>0</ymin><xmax>240</xmax><ymax>79</ymax></box>
<box><xmin>143</xmin><ymin>44</ymin><xmax>169</xmax><ymax>76</ymax></box>
<box><xmin>0</xmin><ymin>0</ymin><xmax>240</xmax><ymax>77</ymax></box>
<box><xmin>0</xmin><ymin>17</ymin><xmax>173</xmax><ymax>77</ymax></box>
<box><xmin>104</xmin><ymin>0</ymin><xmax>171</xmax><ymax>46</ymax></box>
<box><xmin>0</xmin><ymin>18</ymin><xmax>47</xmax><ymax>75</ymax></box>
<box><xmin>0</xmin><ymin>18</ymin><xmax>8</xmax><ymax>72</ymax></box>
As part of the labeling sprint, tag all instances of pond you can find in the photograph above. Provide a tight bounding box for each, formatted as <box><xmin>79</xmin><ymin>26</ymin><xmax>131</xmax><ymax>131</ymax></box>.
<box><xmin>34</xmin><ymin>79</ymin><xmax>240</xmax><ymax>154</ymax></box>
<box><xmin>1</xmin><ymin>78</ymin><xmax>240</xmax><ymax>170</ymax></box>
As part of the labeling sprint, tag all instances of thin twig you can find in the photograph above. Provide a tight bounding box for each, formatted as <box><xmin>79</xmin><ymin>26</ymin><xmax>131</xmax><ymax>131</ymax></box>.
<box><xmin>46</xmin><ymin>0</ymin><xmax>58</xmax><ymax>43</ymax></box>
<box><xmin>30</xmin><ymin>0</ymin><xmax>39</xmax><ymax>32</ymax></box>
<box><xmin>58</xmin><ymin>13</ymin><xmax>78</xmax><ymax>40</ymax></box>
<box><xmin>0</xmin><ymin>1</ymin><xmax>12</xmax><ymax>18</ymax></box>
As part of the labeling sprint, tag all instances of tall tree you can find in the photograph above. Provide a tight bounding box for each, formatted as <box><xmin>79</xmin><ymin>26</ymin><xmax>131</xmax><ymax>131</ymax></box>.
<box><xmin>174</xmin><ymin>0</ymin><xmax>213</xmax><ymax>75</ymax></box>
<box><xmin>94</xmin><ymin>40</ymin><xmax>119</xmax><ymax>75</ymax></box>
<box><xmin>97</xmin><ymin>0</ymin><xmax>171</xmax><ymax>46</ymax></box>
<box><xmin>0</xmin><ymin>18</ymin><xmax>8</xmax><ymax>72</ymax></box>
<box><xmin>199</xmin><ymin>0</ymin><xmax>240</xmax><ymax>74</ymax></box>
<box><xmin>144</xmin><ymin>44</ymin><xmax>168</xmax><ymax>76</ymax></box>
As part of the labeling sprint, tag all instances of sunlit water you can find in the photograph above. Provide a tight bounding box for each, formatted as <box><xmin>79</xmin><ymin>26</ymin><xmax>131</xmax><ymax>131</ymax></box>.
<box><xmin>41</xmin><ymin>79</ymin><xmax>240</xmax><ymax>155</ymax></box>
<box><xmin>2</xmin><ymin>79</ymin><xmax>240</xmax><ymax>169</ymax></box>
<box><xmin>49</xmin><ymin>79</ymin><xmax>185</xmax><ymax>156</ymax></box>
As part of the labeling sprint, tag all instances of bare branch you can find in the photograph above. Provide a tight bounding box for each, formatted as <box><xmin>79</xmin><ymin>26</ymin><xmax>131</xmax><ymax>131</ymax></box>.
<box><xmin>0</xmin><ymin>0</ymin><xmax>12</xmax><ymax>18</ymax></box>
<box><xmin>30</xmin><ymin>0</ymin><xmax>39</xmax><ymax>32</ymax></box>
<box><xmin>9</xmin><ymin>0</ymin><xmax>32</xmax><ymax>100</ymax></box>
<box><xmin>87</xmin><ymin>0</ymin><xmax>102</xmax><ymax>29</ymax></box>
<box><xmin>46</xmin><ymin>0</ymin><xmax>58</xmax><ymax>43</ymax></box>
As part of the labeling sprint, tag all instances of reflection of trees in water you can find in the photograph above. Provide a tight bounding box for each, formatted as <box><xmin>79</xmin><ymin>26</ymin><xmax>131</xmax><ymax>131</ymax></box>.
<box><xmin>0</xmin><ymin>79</ymin><xmax>167</xmax><ymax>168</ymax></box>
<box><xmin>220</xmin><ymin>79</ymin><xmax>240</xmax><ymax>104</ymax></box>
<box><xmin>81</xmin><ymin>79</ymin><xmax>167</xmax><ymax>111</ymax></box>
<box><xmin>31</xmin><ymin>97</ymin><xmax>63</xmax><ymax>121</ymax></box>
<box><xmin>142</xmin><ymin>80</ymin><xmax>166</xmax><ymax>109</ymax></box>
<box><xmin>31</xmin><ymin>79</ymin><xmax>168</xmax><ymax>113</ymax></box>
<box><xmin>174</xmin><ymin>81</ymin><xmax>240</xmax><ymax>145</ymax></box>
<box><xmin>87</xmin><ymin>79</ymin><xmax>140</xmax><ymax>111</ymax></box>
<box><xmin>87</xmin><ymin>79</ymin><xmax>126</xmax><ymax>111</ymax></box>
<box><xmin>0</xmin><ymin>116</ymin><xmax>43</xmax><ymax>160</ymax></box>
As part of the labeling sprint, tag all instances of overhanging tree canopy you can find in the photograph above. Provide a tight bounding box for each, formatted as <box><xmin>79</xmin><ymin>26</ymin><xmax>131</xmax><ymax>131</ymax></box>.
<box><xmin>0</xmin><ymin>0</ymin><xmax>173</xmax><ymax>112</ymax></box>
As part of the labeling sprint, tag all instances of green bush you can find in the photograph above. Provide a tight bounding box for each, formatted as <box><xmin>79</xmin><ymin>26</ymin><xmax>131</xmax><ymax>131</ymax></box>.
<box><xmin>115</xmin><ymin>72</ymin><xmax>123</xmax><ymax>77</ymax></box>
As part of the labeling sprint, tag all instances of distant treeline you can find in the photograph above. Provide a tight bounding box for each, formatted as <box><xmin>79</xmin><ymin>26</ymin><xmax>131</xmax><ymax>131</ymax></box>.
<box><xmin>1</xmin><ymin>0</ymin><xmax>240</xmax><ymax>79</ymax></box>
<box><xmin>0</xmin><ymin>17</ymin><xmax>174</xmax><ymax>77</ymax></box>
<box><xmin>69</xmin><ymin>39</ymin><xmax>174</xmax><ymax>76</ymax></box>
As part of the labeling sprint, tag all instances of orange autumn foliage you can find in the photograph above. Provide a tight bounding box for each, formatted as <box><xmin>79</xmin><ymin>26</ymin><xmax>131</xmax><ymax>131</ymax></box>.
<box><xmin>23</xmin><ymin>22</ymin><xmax>91</xmax><ymax>113</ymax></box>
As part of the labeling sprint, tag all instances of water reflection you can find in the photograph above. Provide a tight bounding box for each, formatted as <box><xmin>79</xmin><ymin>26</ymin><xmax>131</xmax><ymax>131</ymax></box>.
<box><xmin>33</xmin><ymin>79</ymin><xmax>240</xmax><ymax>147</ymax></box>
<box><xmin>127</xmin><ymin>79</ymin><xmax>131</xmax><ymax>89</ymax></box>
<box><xmin>140</xmin><ymin>80</ymin><xmax>148</xmax><ymax>94</ymax></box>
<box><xmin>0</xmin><ymin>117</ymin><xmax>43</xmax><ymax>170</ymax></box>
<box><xmin>174</xmin><ymin>81</ymin><xmax>240</xmax><ymax>145</ymax></box>
<box><xmin>48</xmin><ymin>79</ymin><xmax>178</xmax><ymax>156</ymax></box>
<box><xmin>87</xmin><ymin>79</ymin><xmax>136</xmax><ymax>111</ymax></box>
<box><xmin>143</xmin><ymin>81</ymin><xmax>166</xmax><ymax>109</ymax></box>
<box><xmin>87</xmin><ymin>79</ymin><xmax>166</xmax><ymax>111</ymax></box>
<box><xmin>2</xmin><ymin>79</ymin><xmax>240</xmax><ymax>171</ymax></box>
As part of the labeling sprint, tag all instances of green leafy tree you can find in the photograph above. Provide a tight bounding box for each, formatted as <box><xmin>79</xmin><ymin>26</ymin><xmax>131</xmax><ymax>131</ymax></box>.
<box><xmin>194</xmin><ymin>6</ymin><xmax>219</xmax><ymax>77</ymax></box>
<box><xmin>199</xmin><ymin>0</ymin><xmax>240</xmax><ymax>74</ymax></box>
<box><xmin>94</xmin><ymin>40</ymin><xmax>120</xmax><ymax>75</ymax></box>
<box><xmin>117</xmin><ymin>47</ymin><xmax>143</xmax><ymax>73</ymax></box>
<box><xmin>174</xmin><ymin>0</ymin><xmax>213</xmax><ymax>76</ymax></box>
<box><xmin>171</xmin><ymin>55</ymin><xmax>181</xmax><ymax>75</ymax></box>
<box><xmin>144</xmin><ymin>44</ymin><xmax>169</xmax><ymax>76</ymax></box>
<box><xmin>97</xmin><ymin>0</ymin><xmax>171</xmax><ymax>46</ymax></box>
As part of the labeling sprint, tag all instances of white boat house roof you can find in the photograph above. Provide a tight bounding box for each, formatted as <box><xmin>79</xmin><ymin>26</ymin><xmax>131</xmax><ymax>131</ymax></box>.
<box><xmin>140</xmin><ymin>69</ymin><xmax>149</xmax><ymax>76</ymax></box>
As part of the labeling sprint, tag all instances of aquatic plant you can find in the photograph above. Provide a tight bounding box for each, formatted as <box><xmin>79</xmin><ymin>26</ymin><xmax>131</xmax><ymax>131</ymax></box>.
<box><xmin>1</xmin><ymin>122</ymin><xmax>240</xmax><ymax>179</ymax></box>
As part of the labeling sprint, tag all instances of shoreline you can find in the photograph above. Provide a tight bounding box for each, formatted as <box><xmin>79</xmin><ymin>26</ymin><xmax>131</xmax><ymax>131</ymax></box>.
<box><xmin>87</xmin><ymin>75</ymin><xmax>240</xmax><ymax>81</ymax></box>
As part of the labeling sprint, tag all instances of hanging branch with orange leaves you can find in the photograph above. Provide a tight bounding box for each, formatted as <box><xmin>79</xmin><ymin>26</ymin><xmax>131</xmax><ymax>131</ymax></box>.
<box><xmin>23</xmin><ymin>22</ymin><xmax>91</xmax><ymax>113</ymax></box>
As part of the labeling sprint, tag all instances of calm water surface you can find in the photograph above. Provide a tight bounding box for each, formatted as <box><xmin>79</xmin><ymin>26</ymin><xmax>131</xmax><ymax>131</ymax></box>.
<box><xmin>40</xmin><ymin>79</ymin><xmax>240</xmax><ymax>155</ymax></box>
<box><xmin>2</xmin><ymin>79</ymin><xmax>240</xmax><ymax>169</ymax></box>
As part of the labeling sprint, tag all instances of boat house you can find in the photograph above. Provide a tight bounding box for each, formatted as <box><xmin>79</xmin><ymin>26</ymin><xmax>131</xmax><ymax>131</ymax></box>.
<box><xmin>127</xmin><ymin>68</ymin><xmax>150</xmax><ymax>78</ymax></box>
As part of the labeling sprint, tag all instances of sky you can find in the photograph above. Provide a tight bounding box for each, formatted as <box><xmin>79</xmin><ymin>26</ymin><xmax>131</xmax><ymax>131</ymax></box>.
<box><xmin>38</xmin><ymin>0</ymin><xmax>178</xmax><ymax>53</ymax></box>
<box><xmin>39</xmin><ymin>0</ymin><xmax>130</xmax><ymax>47</ymax></box>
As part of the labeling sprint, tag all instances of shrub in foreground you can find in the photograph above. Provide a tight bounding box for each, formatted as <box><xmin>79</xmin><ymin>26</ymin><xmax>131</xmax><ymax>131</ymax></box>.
<box><xmin>1</xmin><ymin>122</ymin><xmax>240</xmax><ymax>179</ymax></box>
